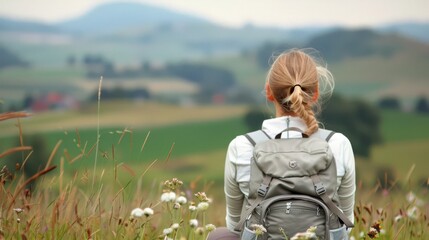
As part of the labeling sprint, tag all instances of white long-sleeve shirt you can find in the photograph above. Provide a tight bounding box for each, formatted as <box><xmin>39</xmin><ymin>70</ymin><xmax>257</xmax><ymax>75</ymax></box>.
<box><xmin>224</xmin><ymin>116</ymin><xmax>356</xmax><ymax>231</ymax></box>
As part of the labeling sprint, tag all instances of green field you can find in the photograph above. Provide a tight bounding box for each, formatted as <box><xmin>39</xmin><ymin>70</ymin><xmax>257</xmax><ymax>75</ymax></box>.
<box><xmin>1</xmin><ymin>103</ymin><xmax>429</xmax><ymax>239</ymax></box>
<box><xmin>2</xmin><ymin>103</ymin><xmax>428</xmax><ymax>186</ymax></box>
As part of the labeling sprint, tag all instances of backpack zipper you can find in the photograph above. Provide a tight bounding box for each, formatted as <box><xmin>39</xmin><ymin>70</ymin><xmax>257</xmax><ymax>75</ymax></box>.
<box><xmin>286</xmin><ymin>117</ymin><xmax>290</xmax><ymax>139</ymax></box>
<box><xmin>286</xmin><ymin>202</ymin><xmax>292</xmax><ymax>214</ymax></box>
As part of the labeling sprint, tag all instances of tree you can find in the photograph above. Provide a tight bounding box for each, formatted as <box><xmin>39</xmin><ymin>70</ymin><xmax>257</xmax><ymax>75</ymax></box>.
<box><xmin>415</xmin><ymin>96</ymin><xmax>429</xmax><ymax>114</ymax></box>
<box><xmin>7</xmin><ymin>135</ymin><xmax>50</xmax><ymax>188</ymax></box>
<box><xmin>378</xmin><ymin>96</ymin><xmax>401</xmax><ymax>110</ymax></box>
<box><xmin>244</xmin><ymin>108</ymin><xmax>271</xmax><ymax>131</ymax></box>
<box><xmin>320</xmin><ymin>94</ymin><xmax>382</xmax><ymax>158</ymax></box>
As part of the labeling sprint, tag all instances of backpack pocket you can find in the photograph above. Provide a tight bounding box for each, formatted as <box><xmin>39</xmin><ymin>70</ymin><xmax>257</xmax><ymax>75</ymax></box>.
<box><xmin>329</xmin><ymin>225</ymin><xmax>348</xmax><ymax>240</ymax></box>
<box><xmin>243</xmin><ymin>195</ymin><xmax>332</xmax><ymax>240</ymax></box>
<box><xmin>264</xmin><ymin>199</ymin><xmax>326</xmax><ymax>239</ymax></box>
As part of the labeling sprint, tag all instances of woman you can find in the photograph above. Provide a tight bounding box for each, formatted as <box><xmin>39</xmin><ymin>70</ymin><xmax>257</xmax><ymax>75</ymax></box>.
<box><xmin>208</xmin><ymin>49</ymin><xmax>355</xmax><ymax>239</ymax></box>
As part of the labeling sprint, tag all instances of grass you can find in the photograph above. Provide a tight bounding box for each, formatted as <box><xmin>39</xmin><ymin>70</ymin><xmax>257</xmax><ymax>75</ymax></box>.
<box><xmin>1</xmin><ymin>109</ymin><xmax>428</xmax><ymax>239</ymax></box>
<box><xmin>1</xmin><ymin>102</ymin><xmax>429</xmax><ymax>239</ymax></box>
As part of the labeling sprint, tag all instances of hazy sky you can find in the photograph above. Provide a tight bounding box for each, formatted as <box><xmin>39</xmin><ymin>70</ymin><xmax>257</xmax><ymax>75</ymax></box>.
<box><xmin>1</xmin><ymin>0</ymin><xmax>429</xmax><ymax>28</ymax></box>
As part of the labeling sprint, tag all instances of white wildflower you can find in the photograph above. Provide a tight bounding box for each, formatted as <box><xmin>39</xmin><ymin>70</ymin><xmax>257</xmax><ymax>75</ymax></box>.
<box><xmin>189</xmin><ymin>219</ymin><xmax>198</xmax><ymax>228</ymax></box>
<box><xmin>380</xmin><ymin>229</ymin><xmax>386</xmax><ymax>235</ymax></box>
<box><xmin>205</xmin><ymin>224</ymin><xmax>216</xmax><ymax>232</ymax></box>
<box><xmin>171</xmin><ymin>223</ymin><xmax>180</xmax><ymax>229</ymax></box>
<box><xmin>195</xmin><ymin>227</ymin><xmax>205</xmax><ymax>235</ymax></box>
<box><xmin>189</xmin><ymin>205</ymin><xmax>197</xmax><ymax>211</ymax></box>
<box><xmin>130</xmin><ymin>208</ymin><xmax>145</xmax><ymax>218</ymax></box>
<box><xmin>291</xmin><ymin>232</ymin><xmax>317</xmax><ymax>240</ymax></box>
<box><xmin>250</xmin><ymin>224</ymin><xmax>267</xmax><ymax>236</ymax></box>
<box><xmin>406</xmin><ymin>191</ymin><xmax>424</xmax><ymax>206</ymax></box>
<box><xmin>142</xmin><ymin>207</ymin><xmax>154</xmax><ymax>217</ymax></box>
<box><xmin>161</xmin><ymin>192</ymin><xmax>176</xmax><ymax>202</ymax></box>
<box><xmin>176</xmin><ymin>196</ymin><xmax>187</xmax><ymax>204</ymax></box>
<box><xmin>173</xmin><ymin>203</ymin><xmax>181</xmax><ymax>209</ymax></box>
<box><xmin>197</xmin><ymin>202</ymin><xmax>209</xmax><ymax>211</ymax></box>
<box><xmin>163</xmin><ymin>227</ymin><xmax>173</xmax><ymax>236</ymax></box>
<box><xmin>13</xmin><ymin>208</ymin><xmax>23</xmax><ymax>214</ymax></box>
<box><xmin>406</xmin><ymin>206</ymin><xmax>419</xmax><ymax>220</ymax></box>
<box><xmin>394</xmin><ymin>214</ymin><xmax>403</xmax><ymax>222</ymax></box>
<box><xmin>406</xmin><ymin>191</ymin><xmax>416</xmax><ymax>203</ymax></box>
<box><xmin>359</xmin><ymin>231</ymin><xmax>365</xmax><ymax>238</ymax></box>
<box><xmin>350</xmin><ymin>236</ymin><xmax>356</xmax><ymax>240</ymax></box>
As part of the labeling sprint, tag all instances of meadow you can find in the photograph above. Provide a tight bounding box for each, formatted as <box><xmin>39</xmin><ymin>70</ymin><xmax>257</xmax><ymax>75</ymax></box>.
<box><xmin>1</xmin><ymin>100</ymin><xmax>428</xmax><ymax>239</ymax></box>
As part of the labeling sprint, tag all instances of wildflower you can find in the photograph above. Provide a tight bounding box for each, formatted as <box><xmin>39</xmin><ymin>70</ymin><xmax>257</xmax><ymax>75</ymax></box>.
<box><xmin>359</xmin><ymin>231</ymin><xmax>365</xmax><ymax>238</ymax></box>
<box><xmin>406</xmin><ymin>191</ymin><xmax>416</xmax><ymax>203</ymax></box>
<box><xmin>171</xmin><ymin>223</ymin><xmax>180</xmax><ymax>229</ymax></box>
<box><xmin>406</xmin><ymin>191</ymin><xmax>424</xmax><ymax>206</ymax></box>
<box><xmin>164</xmin><ymin>178</ymin><xmax>183</xmax><ymax>190</ymax></box>
<box><xmin>197</xmin><ymin>202</ymin><xmax>209</xmax><ymax>211</ymax></box>
<box><xmin>406</xmin><ymin>206</ymin><xmax>419</xmax><ymax>220</ymax></box>
<box><xmin>176</xmin><ymin>196</ymin><xmax>187</xmax><ymax>205</ymax></box>
<box><xmin>13</xmin><ymin>208</ymin><xmax>23</xmax><ymax>214</ymax></box>
<box><xmin>16</xmin><ymin>218</ymin><xmax>21</xmax><ymax>223</ymax></box>
<box><xmin>380</xmin><ymin>229</ymin><xmax>386</xmax><ymax>235</ymax></box>
<box><xmin>195</xmin><ymin>227</ymin><xmax>205</xmax><ymax>235</ymax></box>
<box><xmin>189</xmin><ymin>205</ymin><xmax>197</xmax><ymax>212</ymax></box>
<box><xmin>173</xmin><ymin>203</ymin><xmax>181</xmax><ymax>209</ymax></box>
<box><xmin>143</xmin><ymin>207</ymin><xmax>154</xmax><ymax>217</ymax></box>
<box><xmin>290</xmin><ymin>226</ymin><xmax>317</xmax><ymax>240</ymax></box>
<box><xmin>394</xmin><ymin>214</ymin><xmax>403</xmax><ymax>222</ymax></box>
<box><xmin>350</xmin><ymin>237</ymin><xmax>356</xmax><ymax>240</ymax></box>
<box><xmin>195</xmin><ymin>192</ymin><xmax>209</xmax><ymax>202</ymax></box>
<box><xmin>291</xmin><ymin>232</ymin><xmax>317</xmax><ymax>240</ymax></box>
<box><xmin>161</xmin><ymin>192</ymin><xmax>176</xmax><ymax>202</ymax></box>
<box><xmin>163</xmin><ymin>228</ymin><xmax>173</xmax><ymax>236</ymax></box>
<box><xmin>189</xmin><ymin>219</ymin><xmax>198</xmax><ymax>228</ymax></box>
<box><xmin>370</xmin><ymin>221</ymin><xmax>382</xmax><ymax>233</ymax></box>
<box><xmin>205</xmin><ymin>224</ymin><xmax>216</xmax><ymax>232</ymax></box>
<box><xmin>130</xmin><ymin>208</ymin><xmax>145</xmax><ymax>218</ymax></box>
<box><xmin>250</xmin><ymin>224</ymin><xmax>267</xmax><ymax>236</ymax></box>
<box><xmin>367</xmin><ymin>227</ymin><xmax>378</xmax><ymax>239</ymax></box>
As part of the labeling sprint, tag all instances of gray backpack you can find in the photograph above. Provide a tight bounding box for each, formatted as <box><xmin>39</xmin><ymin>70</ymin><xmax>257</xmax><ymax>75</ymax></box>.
<box><xmin>235</xmin><ymin>128</ymin><xmax>354</xmax><ymax>240</ymax></box>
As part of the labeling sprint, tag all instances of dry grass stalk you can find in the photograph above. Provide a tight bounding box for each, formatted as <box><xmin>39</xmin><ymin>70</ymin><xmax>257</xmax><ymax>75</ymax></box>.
<box><xmin>0</xmin><ymin>146</ymin><xmax>32</xmax><ymax>159</ymax></box>
<box><xmin>7</xmin><ymin>165</ymin><xmax>56</xmax><ymax>212</ymax></box>
<box><xmin>0</xmin><ymin>112</ymin><xmax>30</xmax><ymax>122</ymax></box>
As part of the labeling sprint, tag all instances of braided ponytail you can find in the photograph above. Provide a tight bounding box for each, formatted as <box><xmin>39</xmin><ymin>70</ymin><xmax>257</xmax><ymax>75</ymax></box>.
<box><xmin>267</xmin><ymin>49</ymin><xmax>333</xmax><ymax>136</ymax></box>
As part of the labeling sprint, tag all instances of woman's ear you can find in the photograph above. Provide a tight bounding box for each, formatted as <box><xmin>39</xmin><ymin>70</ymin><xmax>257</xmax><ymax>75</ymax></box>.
<box><xmin>312</xmin><ymin>88</ymin><xmax>319</xmax><ymax>102</ymax></box>
<box><xmin>265</xmin><ymin>83</ymin><xmax>275</xmax><ymax>102</ymax></box>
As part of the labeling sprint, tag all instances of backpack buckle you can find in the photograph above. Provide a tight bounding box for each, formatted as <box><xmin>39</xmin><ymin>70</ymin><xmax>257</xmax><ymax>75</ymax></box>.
<box><xmin>258</xmin><ymin>184</ymin><xmax>268</xmax><ymax>197</ymax></box>
<box><xmin>314</xmin><ymin>182</ymin><xmax>326</xmax><ymax>195</ymax></box>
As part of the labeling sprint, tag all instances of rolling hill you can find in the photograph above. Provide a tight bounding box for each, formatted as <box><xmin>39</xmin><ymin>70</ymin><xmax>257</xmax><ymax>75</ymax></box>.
<box><xmin>57</xmin><ymin>2</ymin><xmax>211</xmax><ymax>34</ymax></box>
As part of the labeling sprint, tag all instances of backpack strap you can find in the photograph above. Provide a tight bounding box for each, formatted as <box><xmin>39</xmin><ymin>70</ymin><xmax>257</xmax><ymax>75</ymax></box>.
<box><xmin>244</xmin><ymin>130</ymin><xmax>271</xmax><ymax>146</ymax></box>
<box><xmin>234</xmin><ymin>175</ymin><xmax>273</xmax><ymax>232</ymax></box>
<box><xmin>316</xmin><ymin>128</ymin><xmax>336</xmax><ymax>142</ymax></box>
<box><xmin>311</xmin><ymin>175</ymin><xmax>354</xmax><ymax>228</ymax></box>
<box><xmin>312</xmin><ymin>130</ymin><xmax>354</xmax><ymax>228</ymax></box>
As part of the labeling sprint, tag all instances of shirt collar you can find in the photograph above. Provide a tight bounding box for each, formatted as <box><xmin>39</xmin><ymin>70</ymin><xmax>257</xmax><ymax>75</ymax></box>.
<box><xmin>261</xmin><ymin>116</ymin><xmax>308</xmax><ymax>137</ymax></box>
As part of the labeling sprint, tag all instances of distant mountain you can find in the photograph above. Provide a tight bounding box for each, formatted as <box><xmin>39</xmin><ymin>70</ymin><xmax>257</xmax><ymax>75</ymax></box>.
<box><xmin>0</xmin><ymin>17</ymin><xmax>59</xmax><ymax>33</ymax></box>
<box><xmin>306</xmin><ymin>28</ymin><xmax>429</xmax><ymax>62</ymax></box>
<box><xmin>379</xmin><ymin>22</ymin><xmax>429</xmax><ymax>43</ymax></box>
<box><xmin>57</xmin><ymin>2</ymin><xmax>212</xmax><ymax>34</ymax></box>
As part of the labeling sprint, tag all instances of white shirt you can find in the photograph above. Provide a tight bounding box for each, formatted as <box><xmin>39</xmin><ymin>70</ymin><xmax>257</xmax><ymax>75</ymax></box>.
<box><xmin>224</xmin><ymin>116</ymin><xmax>356</xmax><ymax>231</ymax></box>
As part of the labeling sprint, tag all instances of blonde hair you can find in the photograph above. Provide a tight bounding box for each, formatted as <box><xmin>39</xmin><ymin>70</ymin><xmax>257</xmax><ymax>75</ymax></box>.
<box><xmin>266</xmin><ymin>49</ymin><xmax>334</xmax><ymax>135</ymax></box>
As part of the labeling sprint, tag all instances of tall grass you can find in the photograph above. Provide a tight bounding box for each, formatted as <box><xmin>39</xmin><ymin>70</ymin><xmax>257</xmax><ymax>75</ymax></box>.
<box><xmin>0</xmin><ymin>107</ymin><xmax>428</xmax><ymax>239</ymax></box>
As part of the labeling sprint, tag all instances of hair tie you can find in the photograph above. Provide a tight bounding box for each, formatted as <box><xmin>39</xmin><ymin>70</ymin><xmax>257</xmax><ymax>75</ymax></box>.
<box><xmin>290</xmin><ymin>84</ymin><xmax>302</xmax><ymax>94</ymax></box>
